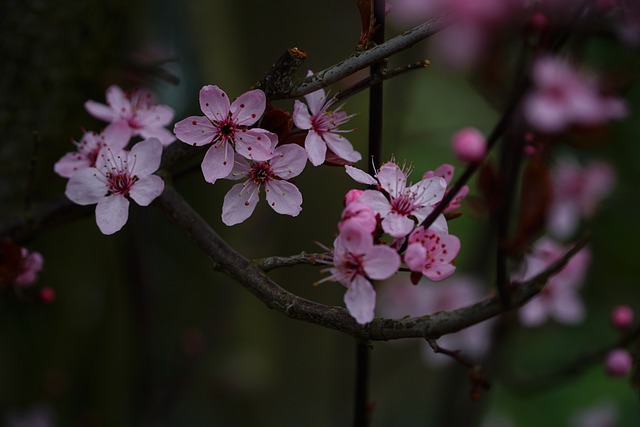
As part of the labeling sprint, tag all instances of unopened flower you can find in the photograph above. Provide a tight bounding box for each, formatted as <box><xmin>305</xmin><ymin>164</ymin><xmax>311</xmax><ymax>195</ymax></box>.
<box><xmin>611</xmin><ymin>305</ymin><xmax>634</xmax><ymax>330</ymax></box>
<box><xmin>85</xmin><ymin>85</ymin><xmax>175</xmax><ymax>146</ymax></box>
<box><xmin>54</xmin><ymin>130</ymin><xmax>127</xmax><ymax>178</ymax></box>
<box><xmin>174</xmin><ymin>85</ymin><xmax>276</xmax><ymax>184</ymax></box>
<box><xmin>221</xmin><ymin>143</ymin><xmax>307</xmax><ymax>225</ymax></box>
<box><xmin>338</xmin><ymin>200</ymin><xmax>377</xmax><ymax>234</ymax></box>
<box><xmin>293</xmin><ymin>73</ymin><xmax>361</xmax><ymax>166</ymax></box>
<box><xmin>65</xmin><ymin>138</ymin><xmax>165</xmax><ymax>235</ymax></box>
<box><xmin>452</xmin><ymin>127</ymin><xmax>486</xmax><ymax>163</ymax></box>
<box><xmin>604</xmin><ymin>348</ymin><xmax>633</xmax><ymax>377</ymax></box>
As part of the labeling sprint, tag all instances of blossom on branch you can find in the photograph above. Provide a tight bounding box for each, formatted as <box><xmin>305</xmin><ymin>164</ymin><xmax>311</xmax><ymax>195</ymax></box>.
<box><xmin>404</xmin><ymin>227</ymin><xmax>460</xmax><ymax>281</ymax></box>
<box><xmin>85</xmin><ymin>85</ymin><xmax>176</xmax><ymax>146</ymax></box>
<box><xmin>174</xmin><ymin>85</ymin><xmax>276</xmax><ymax>184</ymax></box>
<box><xmin>54</xmin><ymin>130</ymin><xmax>128</xmax><ymax>178</ymax></box>
<box><xmin>422</xmin><ymin>163</ymin><xmax>469</xmax><ymax>213</ymax></box>
<box><xmin>65</xmin><ymin>138</ymin><xmax>165</xmax><ymax>235</ymax></box>
<box><xmin>221</xmin><ymin>143</ymin><xmax>307</xmax><ymax>226</ymax></box>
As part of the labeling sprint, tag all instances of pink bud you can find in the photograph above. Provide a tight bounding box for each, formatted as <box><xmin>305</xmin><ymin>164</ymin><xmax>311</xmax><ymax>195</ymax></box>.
<box><xmin>611</xmin><ymin>305</ymin><xmax>634</xmax><ymax>330</ymax></box>
<box><xmin>452</xmin><ymin>127</ymin><xmax>486</xmax><ymax>163</ymax></box>
<box><xmin>344</xmin><ymin>189</ymin><xmax>364</xmax><ymax>205</ymax></box>
<box><xmin>604</xmin><ymin>349</ymin><xmax>633</xmax><ymax>377</ymax></box>
<box><xmin>39</xmin><ymin>287</ymin><xmax>56</xmax><ymax>304</ymax></box>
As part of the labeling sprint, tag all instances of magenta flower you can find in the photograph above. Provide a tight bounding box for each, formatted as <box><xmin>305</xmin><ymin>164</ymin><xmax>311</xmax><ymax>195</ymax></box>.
<box><xmin>404</xmin><ymin>227</ymin><xmax>460</xmax><ymax>281</ymax></box>
<box><xmin>174</xmin><ymin>85</ymin><xmax>276</xmax><ymax>184</ymax></box>
<box><xmin>85</xmin><ymin>85</ymin><xmax>176</xmax><ymax>146</ymax></box>
<box><xmin>523</xmin><ymin>56</ymin><xmax>627</xmax><ymax>133</ymax></box>
<box><xmin>54</xmin><ymin>130</ymin><xmax>128</xmax><ymax>178</ymax></box>
<box><xmin>326</xmin><ymin>224</ymin><xmax>401</xmax><ymax>324</ymax></box>
<box><xmin>221</xmin><ymin>143</ymin><xmax>307</xmax><ymax>226</ymax></box>
<box><xmin>14</xmin><ymin>247</ymin><xmax>44</xmax><ymax>287</ymax></box>
<box><xmin>65</xmin><ymin>138</ymin><xmax>165</xmax><ymax>235</ymax></box>
<box><xmin>292</xmin><ymin>74</ymin><xmax>361</xmax><ymax>166</ymax></box>
<box><xmin>514</xmin><ymin>237</ymin><xmax>591</xmax><ymax>327</ymax></box>
<box><xmin>346</xmin><ymin>162</ymin><xmax>447</xmax><ymax>238</ymax></box>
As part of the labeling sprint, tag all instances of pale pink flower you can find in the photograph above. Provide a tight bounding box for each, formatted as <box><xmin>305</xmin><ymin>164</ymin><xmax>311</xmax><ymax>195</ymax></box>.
<box><xmin>345</xmin><ymin>162</ymin><xmax>447</xmax><ymax>238</ymax></box>
<box><xmin>452</xmin><ymin>127</ymin><xmax>486</xmax><ymax>163</ymax></box>
<box><xmin>423</xmin><ymin>163</ymin><xmax>469</xmax><ymax>212</ymax></box>
<box><xmin>85</xmin><ymin>85</ymin><xmax>175</xmax><ymax>146</ymax></box>
<box><xmin>292</xmin><ymin>73</ymin><xmax>361</xmax><ymax>166</ymax></box>
<box><xmin>338</xmin><ymin>200</ymin><xmax>377</xmax><ymax>234</ymax></box>
<box><xmin>404</xmin><ymin>227</ymin><xmax>460</xmax><ymax>281</ymax></box>
<box><xmin>515</xmin><ymin>237</ymin><xmax>591</xmax><ymax>327</ymax></box>
<box><xmin>324</xmin><ymin>224</ymin><xmax>401</xmax><ymax>325</ymax></box>
<box><xmin>65</xmin><ymin>138</ymin><xmax>165</xmax><ymax>235</ymax></box>
<box><xmin>604</xmin><ymin>349</ymin><xmax>633</xmax><ymax>377</ymax></box>
<box><xmin>377</xmin><ymin>275</ymin><xmax>492</xmax><ymax>366</ymax></box>
<box><xmin>221</xmin><ymin>143</ymin><xmax>307</xmax><ymax>226</ymax></box>
<box><xmin>14</xmin><ymin>248</ymin><xmax>44</xmax><ymax>287</ymax></box>
<box><xmin>174</xmin><ymin>85</ymin><xmax>275</xmax><ymax>184</ymax></box>
<box><xmin>54</xmin><ymin>130</ymin><xmax>128</xmax><ymax>178</ymax></box>
<box><xmin>548</xmin><ymin>157</ymin><xmax>616</xmax><ymax>238</ymax></box>
<box><xmin>523</xmin><ymin>56</ymin><xmax>627</xmax><ymax>133</ymax></box>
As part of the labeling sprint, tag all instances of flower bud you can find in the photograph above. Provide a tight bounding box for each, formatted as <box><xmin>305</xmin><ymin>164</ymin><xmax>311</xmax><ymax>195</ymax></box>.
<box><xmin>611</xmin><ymin>305</ymin><xmax>634</xmax><ymax>330</ymax></box>
<box><xmin>452</xmin><ymin>127</ymin><xmax>486</xmax><ymax>163</ymax></box>
<box><xmin>604</xmin><ymin>349</ymin><xmax>633</xmax><ymax>377</ymax></box>
<box><xmin>344</xmin><ymin>189</ymin><xmax>364</xmax><ymax>205</ymax></box>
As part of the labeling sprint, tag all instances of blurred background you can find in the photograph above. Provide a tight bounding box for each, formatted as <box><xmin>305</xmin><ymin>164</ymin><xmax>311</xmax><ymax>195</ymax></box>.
<box><xmin>1</xmin><ymin>0</ymin><xmax>639</xmax><ymax>426</ymax></box>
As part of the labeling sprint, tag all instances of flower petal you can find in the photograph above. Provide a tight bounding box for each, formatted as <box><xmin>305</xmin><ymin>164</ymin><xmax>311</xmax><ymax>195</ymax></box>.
<box><xmin>221</xmin><ymin>182</ymin><xmax>260</xmax><ymax>225</ymax></box>
<box><xmin>322</xmin><ymin>132</ymin><xmax>361</xmax><ymax>163</ymax></box>
<box><xmin>404</xmin><ymin>242</ymin><xmax>427</xmax><ymax>273</ymax></box>
<box><xmin>345</xmin><ymin>165</ymin><xmax>377</xmax><ymax>185</ymax></box>
<box><xmin>54</xmin><ymin>152</ymin><xmax>92</xmax><ymax>178</ymax></box>
<box><xmin>129</xmin><ymin>175</ymin><xmax>164</xmax><ymax>206</ymax></box>
<box><xmin>84</xmin><ymin>100</ymin><xmax>115</xmax><ymax>122</ymax></box>
<box><xmin>382</xmin><ymin>212</ymin><xmax>415</xmax><ymax>238</ymax></box>
<box><xmin>358</xmin><ymin>190</ymin><xmax>391</xmax><ymax>217</ymax></box>
<box><xmin>270</xmin><ymin>144</ymin><xmax>307</xmax><ymax>179</ymax></box>
<box><xmin>105</xmin><ymin>85</ymin><xmax>131</xmax><ymax>117</ymax></box>
<box><xmin>174</xmin><ymin>116</ymin><xmax>216</xmax><ymax>146</ymax></box>
<box><xmin>201</xmin><ymin>143</ymin><xmax>234</xmax><ymax>184</ymax></box>
<box><xmin>304</xmin><ymin>130</ymin><xmax>327</xmax><ymax>166</ymax></box>
<box><xmin>363</xmin><ymin>245</ymin><xmax>400</xmax><ymax>280</ymax></box>
<box><xmin>199</xmin><ymin>85</ymin><xmax>230</xmax><ymax>122</ymax></box>
<box><xmin>230</xmin><ymin>89</ymin><xmax>265</xmax><ymax>126</ymax></box>
<box><xmin>292</xmin><ymin>100</ymin><xmax>312</xmax><ymax>130</ymax></box>
<box><xmin>95</xmin><ymin>194</ymin><xmax>130</xmax><ymax>235</ymax></box>
<box><xmin>138</xmin><ymin>126</ymin><xmax>177</xmax><ymax>146</ymax></box>
<box><xmin>65</xmin><ymin>168</ymin><xmax>107</xmax><ymax>205</ymax></box>
<box><xmin>130</xmin><ymin>138</ymin><xmax>163</xmax><ymax>177</ymax></box>
<box><xmin>344</xmin><ymin>276</ymin><xmax>376</xmax><ymax>325</ymax></box>
<box><xmin>235</xmin><ymin>129</ymin><xmax>275</xmax><ymax>161</ymax></box>
<box><xmin>265</xmin><ymin>180</ymin><xmax>302</xmax><ymax>216</ymax></box>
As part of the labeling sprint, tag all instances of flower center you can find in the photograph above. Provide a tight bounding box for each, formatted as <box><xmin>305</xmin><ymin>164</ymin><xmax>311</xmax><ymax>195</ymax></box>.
<box><xmin>391</xmin><ymin>195</ymin><xmax>415</xmax><ymax>216</ymax></box>
<box><xmin>107</xmin><ymin>172</ymin><xmax>137</xmax><ymax>196</ymax></box>
<box><xmin>248</xmin><ymin>162</ymin><xmax>274</xmax><ymax>185</ymax></box>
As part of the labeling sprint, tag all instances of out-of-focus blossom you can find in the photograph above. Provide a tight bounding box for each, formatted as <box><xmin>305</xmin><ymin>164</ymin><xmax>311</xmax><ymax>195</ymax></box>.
<box><xmin>611</xmin><ymin>305</ymin><xmax>634</xmax><ymax>330</ymax></box>
<box><xmin>378</xmin><ymin>275</ymin><xmax>492</xmax><ymax>366</ymax></box>
<box><xmin>604</xmin><ymin>348</ymin><xmax>634</xmax><ymax>377</ymax></box>
<box><xmin>54</xmin><ymin>130</ymin><xmax>128</xmax><ymax>178</ymax></box>
<box><xmin>570</xmin><ymin>401</ymin><xmax>618</xmax><ymax>427</ymax></box>
<box><xmin>85</xmin><ymin>85</ymin><xmax>175</xmax><ymax>146</ymax></box>
<box><xmin>423</xmin><ymin>164</ymin><xmax>469</xmax><ymax>213</ymax></box>
<box><xmin>523</xmin><ymin>56</ymin><xmax>627</xmax><ymax>133</ymax></box>
<box><xmin>452</xmin><ymin>127</ymin><xmax>486</xmax><ymax>163</ymax></box>
<box><xmin>514</xmin><ymin>236</ymin><xmax>591</xmax><ymax>327</ymax></box>
<box><xmin>548</xmin><ymin>157</ymin><xmax>616</xmax><ymax>238</ymax></box>
<box><xmin>14</xmin><ymin>248</ymin><xmax>44</xmax><ymax>287</ymax></box>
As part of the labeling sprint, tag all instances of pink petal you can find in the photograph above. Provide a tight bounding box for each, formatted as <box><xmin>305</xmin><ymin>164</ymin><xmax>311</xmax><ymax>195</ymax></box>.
<box><xmin>411</xmin><ymin>177</ymin><xmax>446</xmax><ymax>207</ymax></box>
<box><xmin>382</xmin><ymin>212</ymin><xmax>415</xmax><ymax>238</ymax></box>
<box><xmin>270</xmin><ymin>144</ymin><xmax>307</xmax><ymax>179</ymax></box>
<box><xmin>95</xmin><ymin>194</ymin><xmax>130</xmax><ymax>235</ymax></box>
<box><xmin>550</xmin><ymin>291</ymin><xmax>585</xmax><ymax>325</ymax></box>
<box><xmin>433</xmin><ymin>163</ymin><xmax>455</xmax><ymax>184</ymax></box>
<box><xmin>106</xmin><ymin>85</ymin><xmax>131</xmax><ymax>118</ymax></box>
<box><xmin>235</xmin><ymin>129</ymin><xmax>275</xmax><ymax>161</ymax></box>
<box><xmin>337</xmin><ymin>223</ymin><xmax>374</xmax><ymax>254</ymax></box>
<box><xmin>358</xmin><ymin>190</ymin><xmax>391</xmax><ymax>217</ymax></box>
<box><xmin>54</xmin><ymin>152</ymin><xmax>92</xmax><ymax>178</ymax></box>
<box><xmin>404</xmin><ymin>242</ymin><xmax>427</xmax><ymax>273</ymax></box>
<box><xmin>221</xmin><ymin>182</ymin><xmax>260</xmax><ymax>225</ymax></box>
<box><xmin>65</xmin><ymin>168</ymin><xmax>107</xmax><ymax>205</ymax></box>
<box><xmin>345</xmin><ymin>165</ymin><xmax>377</xmax><ymax>186</ymax></box>
<box><xmin>424</xmin><ymin>263</ymin><xmax>456</xmax><ymax>281</ymax></box>
<box><xmin>103</xmin><ymin>122</ymin><xmax>133</xmax><ymax>149</ymax></box>
<box><xmin>363</xmin><ymin>245</ymin><xmax>400</xmax><ymax>280</ymax></box>
<box><xmin>344</xmin><ymin>275</ymin><xmax>376</xmax><ymax>325</ymax></box>
<box><xmin>519</xmin><ymin>298</ymin><xmax>548</xmax><ymax>327</ymax></box>
<box><xmin>135</xmin><ymin>105</ymin><xmax>174</xmax><ymax>127</ymax></box>
<box><xmin>292</xmin><ymin>100</ymin><xmax>312</xmax><ymax>130</ymax></box>
<box><xmin>303</xmin><ymin>87</ymin><xmax>327</xmax><ymax>115</ymax></box>
<box><xmin>130</xmin><ymin>138</ymin><xmax>163</xmax><ymax>177</ymax></box>
<box><xmin>138</xmin><ymin>126</ymin><xmax>177</xmax><ymax>146</ymax></box>
<box><xmin>264</xmin><ymin>180</ymin><xmax>302</xmax><ymax>216</ymax></box>
<box><xmin>84</xmin><ymin>100</ymin><xmax>115</xmax><ymax>122</ymax></box>
<box><xmin>304</xmin><ymin>130</ymin><xmax>327</xmax><ymax>166</ymax></box>
<box><xmin>230</xmin><ymin>89</ymin><xmax>265</xmax><ymax>126</ymax></box>
<box><xmin>129</xmin><ymin>175</ymin><xmax>164</xmax><ymax>206</ymax></box>
<box><xmin>226</xmin><ymin>154</ymin><xmax>251</xmax><ymax>181</ymax></box>
<box><xmin>322</xmin><ymin>132</ymin><xmax>361</xmax><ymax>163</ymax></box>
<box><xmin>199</xmin><ymin>85</ymin><xmax>230</xmax><ymax>122</ymax></box>
<box><xmin>174</xmin><ymin>116</ymin><xmax>216</xmax><ymax>146</ymax></box>
<box><xmin>201</xmin><ymin>143</ymin><xmax>234</xmax><ymax>184</ymax></box>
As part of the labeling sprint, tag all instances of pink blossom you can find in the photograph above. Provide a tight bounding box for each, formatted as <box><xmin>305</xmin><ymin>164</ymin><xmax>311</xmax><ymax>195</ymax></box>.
<box><xmin>514</xmin><ymin>237</ymin><xmax>591</xmax><ymax>327</ymax></box>
<box><xmin>423</xmin><ymin>163</ymin><xmax>469</xmax><ymax>212</ymax></box>
<box><xmin>325</xmin><ymin>224</ymin><xmax>401</xmax><ymax>324</ymax></box>
<box><xmin>54</xmin><ymin>130</ymin><xmax>128</xmax><ymax>178</ymax></box>
<box><xmin>523</xmin><ymin>56</ymin><xmax>628</xmax><ymax>133</ymax></box>
<box><xmin>85</xmin><ymin>85</ymin><xmax>175</xmax><ymax>146</ymax></box>
<box><xmin>174</xmin><ymin>85</ymin><xmax>275</xmax><ymax>184</ymax></box>
<box><xmin>548</xmin><ymin>157</ymin><xmax>616</xmax><ymax>238</ymax></box>
<box><xmin>345</xmin><ymin>162</ymin><xmax>447</xmax><ymax>238</ymax></box>
<box><xmin>65</xmin><ymin>138</ymin><xmax>165</xmax><ymax>235</ymax></box>
<box><xmin>404</xmin><ymin>227</ymin><xmax>460</xmax><ymax>281</ymax></box>
<box><xmin>452</xmin><ymin>127</ymin><xmax>486</xmax><ymax>163</ymax></box>
<box><xmin>344</xmin><ymin>188</ymin><xmax>364</xmax><ymax>205</ymax></box>
<box><xmin>221</xmin><ymin>143</ymin><xmax>307</xmax><ymax>226</ymax></box>
<box><xmin>14</xmin><ymin>248</ymin><xmax>44</xmax><ymax>287</ymax></box>
<box><xmin>292</xmin><ymin>73</ymin><xmax>361</xmax><ymax>166</ymax></box>
<box><xmin>338</xmin><ymin>201</ymin><xmax>377</xmax><ymax>234</ymax></box>
<box><xmin>377</xmin><ymin>275</ymin><xmax>492</xmax><ymax>366</ymax></box>
<box><xmin>611</xmin><ymin>305</ymin><xmax>634</xmax><ymax>330</ymax></box>
<box><xmin>604</xmin><ymin>349</ymin><xmax>633</xmax><ymax>377</ymax></box>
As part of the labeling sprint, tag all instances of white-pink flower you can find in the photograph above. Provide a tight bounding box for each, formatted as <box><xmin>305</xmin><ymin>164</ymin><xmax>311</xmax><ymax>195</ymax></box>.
<box><xmin>292</xmin><ymin>74</ymin><xmax>361</xmax><ymax>166</ymax></box>
<box><xmin>173</xmin><ymin>85</ymin><xmax>276</xmax><ymax>184</ymax></box>
<box><xmin>404</xmin><ymin>227</ymin><xmax>460</xmax><ymax>281</ymax></box>
<box><xmin>523</xmin><ymin>56</ymin><xmax>628</xmax><ymax>133</ymax></box>
<box><xmin>514</xmin><ymin>236</ymin><xmax>591</xmax><ymax>327</ymax></box>
<box><xmin>14</xmin><ymin>247</ymin><xmax>44</xmax><ymax>287</ymax></box>
<box><xmin>346</xmin><ymin>162</ymin><xmax>448</xmax><ymax>238</ymax></box>
<box><xmin>221</xmin><ymin>143</ymin><xmax>307</xmax><ymax>226</ymax></box>
<box><xmin>326</xmin><ymin>224</ymin><xmax>401</xmax><ymax>325</ymax></box>
<box><xmin>65</xmin><ymin>138</ymin><xmax>165</xmax><ymax>235</ymax></box>
<box><xmin>54</xmin><ymin>130</ymin><xmax>128</xmax><ymax>178</ymax></box>
<box><xmin>85</xmin><ymin>85</ymin><xmax>176</xmax><ymax>146</ymax></box>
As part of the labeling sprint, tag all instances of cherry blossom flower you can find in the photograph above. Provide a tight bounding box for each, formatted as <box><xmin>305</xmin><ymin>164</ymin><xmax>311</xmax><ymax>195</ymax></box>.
<box><xmin>611</xmin><ymin>305</ymin><xmax>634</xmax><ymax>330</ymax></box>
<box><xmin>604</xmin><ymin>349</ymin><xmax>633</xmax><ymax>377</ymax></box>
<box><xmin>65</xmin><ymin>138</ymin><xmax>165</xmax><ymax>235</ymax></box>
<box><xmin>0</xmin><ymin>242</ymin><xmax>44</xmax><ymax>287</ymax></box>
<box><xmin>292</xmin><ymin>73</ymin><xmax>361</xmax><ymax>166</ymax></box>
<box><xmin>451</xmin><ymin>127</ymin><xmax>486</xmax><ymax>163</ymax></box>
<box><xmin>14</xmin><ymin>247</ymin><xmax>45</xmax><ymax>287</ymax></box>
<box><xmin>173</xmin><ymin>85</ymin><xmax>276</xmax><ymax>184</ymax></box>
<box><xmin>404</xmin><ymin>227</ymin><xmax>460</xmax><ymax>281</ymax></box>
<box><xmin>54</xmin><ymin>130</ymin><xmax>128</xmax><ymax>178</ymax></box>
<box><xmin>423</xmin><ymin>163</ymin><xmax>469</xmax><ymax>212</ymax></box>
<box><xmin>514</xmin><ymin>236</ymin><xmax>591</xmax><ymax>327</ymax></box>
<box><xmin>523</xmin><ymin>56</ymin><xmax>628</xmax><ymax>133</ymax></box>
<box><xmin>338</xmin><ymin>200</ymin><xmax>377</xmax><ymax>234</ymax></box>
<box><xmin>548</xmin><ymin>157</ymin><xmax>616</xmax><ymax>239</ymax></box>
<box><xmin>85</xmin><ymin>85</ymin><xmax>175</xmax><ymax>146</ymax></box>
<box><xmin>322</xmin><ymin>224</ymin><xmax>401</xmax><ymax>324</ymax></box>
<box><xmin>221</xmin><ymin>143</ymin><xmax>307</xmax><ymax>226</ymax></box>
<box><xmin>345</xmin><ymin>161</ymin><xmax>447</xmax><ymax>238</ymax></box>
